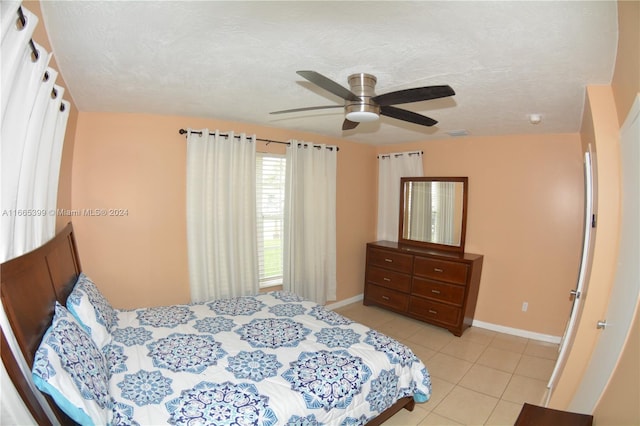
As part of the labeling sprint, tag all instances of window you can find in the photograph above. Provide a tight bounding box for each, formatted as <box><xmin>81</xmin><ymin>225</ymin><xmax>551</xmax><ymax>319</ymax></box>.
<box><xmin>255</xmin><ymin>153</ymin><xmax>286</xmax><ymax>288</ymax></box>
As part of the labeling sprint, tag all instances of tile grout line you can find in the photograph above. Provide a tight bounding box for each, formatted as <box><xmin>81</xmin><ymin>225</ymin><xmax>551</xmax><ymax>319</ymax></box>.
<box><xmin>334</xmin><ymin>303</ymin><xmax>558</xmax><ymax>425</ymax></box>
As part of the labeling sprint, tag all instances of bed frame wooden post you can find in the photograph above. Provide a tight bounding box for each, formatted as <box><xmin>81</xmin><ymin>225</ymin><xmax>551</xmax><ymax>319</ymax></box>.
<box><xmin>1</xmin><ymin>222</ymin><xmax>81</xmax><ymax>425</ymax></box>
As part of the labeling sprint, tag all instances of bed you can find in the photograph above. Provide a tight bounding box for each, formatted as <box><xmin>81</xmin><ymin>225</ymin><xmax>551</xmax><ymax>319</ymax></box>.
<box><xmin>1</xmin><ymin>223</ymin><xmax>431</xmax><ymax>425</ymax></box>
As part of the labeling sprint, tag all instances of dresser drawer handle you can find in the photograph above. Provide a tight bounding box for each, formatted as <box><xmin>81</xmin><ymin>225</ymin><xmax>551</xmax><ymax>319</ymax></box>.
<box><xmin>383</xmin><ymin>277</ymin><xmax>391</xmax><ymax>282</ymax></box>
<box><xmin>428</xmin><ymin>309</ymin><xmax>438</xmax><ymax>314</ymax></box>
<box><xmin>384</xmin><ymin>258</ymin><xmax>393</xmax><ymax>263</ymax></box>
<box><xmin>431</xmin><ymin>289</ymin><xmax>441</xmax><ymax>294</ymax></box>
<box><xmin>433</xmin><ymin>268</ymin><xmax>444</xmax><ymax>273</ymax></box>
<box><xmin>382</xmin><ymin>296</ymin><xmax>390</xmax><ymax>301</ymax></box>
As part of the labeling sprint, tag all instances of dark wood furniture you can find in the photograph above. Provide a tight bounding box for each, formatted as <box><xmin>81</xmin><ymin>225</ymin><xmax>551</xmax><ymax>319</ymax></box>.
<box><xmin>0</xmin><ymin>223</ymin><xmax>416</xmax><ymax>425</ymax></box>
<box><xmin>1</xmin><ymin>222</ymin><xmax>80</xmax><ymax>425</ymax></box>
<box><xmin>515</xmin><ymin>403</ymin><xmax>594</xmax><ymax>426</ymax></box>
<box><xmin>364</xmin><ymin>240</ymin><xmax>483</xmax><ymax>336</ymax></box>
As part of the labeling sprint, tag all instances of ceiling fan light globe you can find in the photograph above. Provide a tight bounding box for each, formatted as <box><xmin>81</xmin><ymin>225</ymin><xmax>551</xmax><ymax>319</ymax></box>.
<box><xmin>346</xmin><ymin>111</ymin><xmax>379</xmax><ymax>122</ymax></box>
<box><xmin>345</xmin><ymin>102</ymin><xmax>380</xmax><ymax>122</ymax></box>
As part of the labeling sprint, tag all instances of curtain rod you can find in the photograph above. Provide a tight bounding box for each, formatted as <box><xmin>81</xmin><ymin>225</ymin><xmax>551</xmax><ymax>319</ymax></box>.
<box><xmin>377</xmin><ymin>151</ymin><xmax>423</xmax><ymax>159</ymax></box>
<box><xmin>17</xmin><ymin>7</ymin><xmax>39</xmax><ymax>61</ymax></box>
<box><xmin>178</xmin><ymin>129</ymin><xmax>338</xmax><ymax>151</ymax></box>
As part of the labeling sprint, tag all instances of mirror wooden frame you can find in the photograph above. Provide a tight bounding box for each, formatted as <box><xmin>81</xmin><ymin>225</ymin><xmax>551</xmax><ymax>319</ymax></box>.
<box><xmin>398</xmin><ymin>176</ymin><xmax>468</xmax><ymax>254</ymax></box>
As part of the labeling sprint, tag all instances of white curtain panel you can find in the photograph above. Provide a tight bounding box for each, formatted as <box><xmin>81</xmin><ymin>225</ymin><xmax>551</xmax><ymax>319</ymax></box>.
<box><xmin>1</xmin><ymin>359</ymin><xmax>38</xmax><ymax>426</ymax></box>
<box><xmin>186</xmin><ymin>129</ymin><xmax>259</xmax><ymax>302</ymax></box>
<box><xmin>408</xmin><ymin>181</ymin><xmax>432</xmax><ymax>241</ymax></box>
<box><xmin>283</xmin><ymin>141</ymin><xmax>337</xmax><ymax>304</ymax></box>
<box><xmin>1</xmin><ymin>6</ymin><xmax>69</xmax><ymax>261</ymax></box>
<box><xmin>1</xmin><ymin>4</ymin><xmax>70</xmax><ymax>424</ymax></box>
<box><xmin>436</xmin><ymin>182</ymin><xmax>456</xmax><ymax>244</ymax></box>
<box><xmin>1</xmin><ymin>1</ymin><xmax>22</xmax><ymax>41</ymax></box>
<box><xmin>1</xmin><ymin>1</ymin><xmax>37</xmax><ymax>116</ymax></box>
<box><xmin>45</xmin><ymin>99</ymin><xmax>71</xmax><ymax>239</ymax></box>
<box><xmin>376</xmin><ymin>151</ymin><xmax>424</xmax><ymax>241</ymax></box>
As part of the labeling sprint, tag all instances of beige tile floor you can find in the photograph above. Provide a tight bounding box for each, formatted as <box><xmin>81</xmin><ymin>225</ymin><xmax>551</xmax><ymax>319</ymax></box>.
<box><xmin>333</xmin><ymin>302</ymin><xmax>559</xmax><ymax>426</ymax></box>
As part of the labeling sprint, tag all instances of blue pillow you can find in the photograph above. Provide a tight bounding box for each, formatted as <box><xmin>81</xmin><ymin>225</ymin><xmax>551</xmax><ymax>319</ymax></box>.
<box><xmin>32</xmin><ymin>302</ymin><xmax>112</xmax><ymax>425</ymax></box>
<box><xmin>67</xmin><ymin>273</ymin><xmax>118</xmax><ymax>349</ymax></box>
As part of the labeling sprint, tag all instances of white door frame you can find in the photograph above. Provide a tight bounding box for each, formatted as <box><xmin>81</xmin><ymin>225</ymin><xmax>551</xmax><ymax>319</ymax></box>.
<box><xmin>546</xmin><ymin>146</ymin><xmax>595</xmax><ymax>404</ymax></box>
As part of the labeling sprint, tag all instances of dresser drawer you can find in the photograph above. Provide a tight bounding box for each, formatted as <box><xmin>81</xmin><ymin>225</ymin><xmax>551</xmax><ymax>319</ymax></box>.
<box><xmin>368</xmin><ymin>247</ymin><xmax>413</xmax><ymax>273</ymax></box>
<box><xmin>366</xmin><ymin>285</ymin><xmax>410</xmax><ymax>311</ymax></box>
<box><xmin>412</xmin><ymin>277</ymin><xmax>465</xmax><ymax>306</ymax></box>
<box><xmin>413</xmin><ymin>256</ymin><xmax>468</xmax><ymax>285</ymax></box>
<box><xmin>408</xmin><ymin>297</ymin><xmax>461</xmax><ymax>327</ymax></box>
<box><xmin>367</xmin><ymin>266</ymin><xmax>412</xmax><ymax>293</ymax></box>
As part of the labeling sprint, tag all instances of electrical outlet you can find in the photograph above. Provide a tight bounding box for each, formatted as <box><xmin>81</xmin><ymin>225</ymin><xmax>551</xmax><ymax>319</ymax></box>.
<box><xmin>522</xmin><ymin>302</ymin><xmax>528</xmax><ymax>312</ymax></box>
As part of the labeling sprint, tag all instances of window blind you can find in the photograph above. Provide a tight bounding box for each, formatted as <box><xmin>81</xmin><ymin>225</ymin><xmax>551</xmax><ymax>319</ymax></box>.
<box><xmin>255</xmin><ymin>153</ymin><xmax>286</xmax><ymax>287</ymax></box>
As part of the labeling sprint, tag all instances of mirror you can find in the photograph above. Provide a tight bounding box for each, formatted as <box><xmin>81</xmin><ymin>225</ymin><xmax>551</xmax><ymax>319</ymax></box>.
<box><xmin>399</xmin><ymin>177</ymin><xmax>468</xmax><ymax>253</ymax></box>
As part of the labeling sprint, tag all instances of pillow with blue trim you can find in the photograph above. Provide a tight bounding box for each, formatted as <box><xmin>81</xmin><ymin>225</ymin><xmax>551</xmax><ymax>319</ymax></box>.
<box><xmin>32</xmin><ymin>302</ymin><xmax>112</xmax><ymax>425</ymax></box>
<box><xmin>67</xmin><ymin>273</ymin><xmax>118</xmax><ymax>348</ymax></box>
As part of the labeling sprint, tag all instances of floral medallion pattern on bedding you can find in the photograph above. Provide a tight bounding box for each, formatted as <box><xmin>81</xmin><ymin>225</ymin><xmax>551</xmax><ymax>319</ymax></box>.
<box><xmin>32</xmin><ymin>349</ymin><xmax>56</xmax><ymax>379</ymax></box>
<box><xmin>236</xmin><ymin>318</ymin><xmax>311</xmax><ymax>348</ymax></box>
<box><xmin>111</xmin><ymin>401</ymin><xmax>139</xmax><ymax>426</ymax></box>
<box><xmin>136</xmin><ymin>305</ymin><xmax>196</xmax><ymax>328</ymax></box>
<box><xmin>147</xmin><ymin>333</ymin><xmax>226</xmax><ymax>373</ymax></box>
<box><xmin>32</xmin><ymin>303</ymin><xmax>112</xmax><ymax>425</ymax></box>
<box><xmin>112</xmin><ymin>326</ymin><xmax>153</xmax><ymax>346</ymax></box>
<box><xmin>309</xmin><ymin>305</ymin><xmax>354</xmax><ymax>326</ymax></box>
<box><xmin>366</xmin><ymin>369</ymin><xmax>401</xmax><ymax>413</ymax></box>
<box><xmin>268</xmin><ymin>302</ymin><xmax>307</xmax><ymax>317</ymax></box>
<box><xmin>282</xmin><ymin>350</ymin><xmax>372</xmax><ymax>411</ymax></box>
<box><xmin>117</xmin><ymin>370</ymin><xmax>173</xmax><ymax>406</ymax></box>
<box><xmin>207</xmin><ymin>296</ymin><xmax>265</xmax><ymax>315</ymax></box>
<box><xmin>314</xmin><ymin>327</ymin><xmax>361</xmax><ymax>348</ymax></box>
<box><xmin>48</xmin><ymin>320</ymin><xmax>112</xmax><ymax>407</ymax></box>
<box><xmin>286</xmin><ymin>414</ymin><xmax>322</xmax><ymax>425</ymax></box>
<box><xmin>343</xmin><ymin>414</ymin><xmax>369</xmax><ymax>425</ymax></box>
<box><xmin>166</xmin><ymin>381</ymin><xmax>278</xmax><ymax>426</ymax></box>
<box><xmin>225</xmin><ymin>350</ymin><xmax>282</xmax><ymax>382</ymax></box>
<box><xmin>192</xmin><ymin>316</ymin><xmax>235</xmax><ymax>334</ymax></box>
<box><xmin>69</xmin><ymin>274</ymin><xmax>119</xmax><ymax>329</ymax></box>
<box><xmin>66</xmin><ymin>273</ymin><xmax>119</xmax><ymax>349</ymax></box>
<box><xmin>103</xmin><ymin>344</ymin><xmax>128</xmax><ymax>376</ymax></box>
<box><xmin>364</xmin><ymin>330</ymin><xmax>419</xmax><ymax>367</ymax></box>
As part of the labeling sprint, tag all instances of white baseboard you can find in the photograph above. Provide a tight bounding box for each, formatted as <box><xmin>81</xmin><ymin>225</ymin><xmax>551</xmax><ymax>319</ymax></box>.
<box><xmin>472</xmin><ymin>319</ymin><xmax>562</xmax><ymax>344</ymax></box>
<box><xmin>325</xmin><ymin>293</ymin><xmax>363</xmax><ymax>310</ymax></box>
<box><xmin>325</xmin><ymin>294</ymin><xmax>561</xmax><ymax>344</ymax></box>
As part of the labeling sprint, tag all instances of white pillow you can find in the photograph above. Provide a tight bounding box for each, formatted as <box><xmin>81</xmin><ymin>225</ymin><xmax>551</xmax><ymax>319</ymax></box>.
<box><xmin>32</xmin><ymin>302</ymin><xmax>112</xmax><ymax>425</ymax></box>
<box><xmin>67</xmin><ymin>273</ymin><xmax>118</xmax><ymax>348</ymax></box>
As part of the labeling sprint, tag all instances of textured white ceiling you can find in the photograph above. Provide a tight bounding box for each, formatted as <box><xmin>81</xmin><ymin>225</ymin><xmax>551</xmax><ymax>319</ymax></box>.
<box><xmin>40</xmin><ymin>1</ymin><xmax>618</xmax><ymax>145</ymax></box>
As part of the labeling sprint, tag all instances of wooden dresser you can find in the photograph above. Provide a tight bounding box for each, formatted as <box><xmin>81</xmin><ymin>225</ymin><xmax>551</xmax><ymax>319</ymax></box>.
<box><xmin>363</xmin><ymin>241</ymin><xmax>483</xmax><ymax>336</ymax></box>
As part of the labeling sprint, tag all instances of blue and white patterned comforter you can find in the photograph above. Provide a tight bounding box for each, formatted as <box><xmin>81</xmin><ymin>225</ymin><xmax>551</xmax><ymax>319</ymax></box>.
<box><xmin>105</xmin><ymin>291</ymin><xmax>431</xmax><ymax>425</ymax></box>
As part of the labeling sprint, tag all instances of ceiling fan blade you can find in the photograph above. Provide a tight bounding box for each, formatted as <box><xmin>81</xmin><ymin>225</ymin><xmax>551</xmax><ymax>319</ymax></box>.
<box><xmin>270</xmin><ymin>105</ymin><xmax>343</xmax><ymax>115</ymax></box>
<box><xmin>380</xmin><ymin>105</ymin><xmax>438</xmax><ymax>127</ymax></box>
<box><xmin>342</xmin><ymin>119</ymin><xmax>359</xmax><ymax>130</ymax></box>
<box><xmin>372</xmin><ymin>85</ymin><xmax>455</xmax><ymax>106</ymax></box>
<box><xmin>297</xmin><ymin>70</ymin><xmax>361</xmax><ymax>102</ymax></box>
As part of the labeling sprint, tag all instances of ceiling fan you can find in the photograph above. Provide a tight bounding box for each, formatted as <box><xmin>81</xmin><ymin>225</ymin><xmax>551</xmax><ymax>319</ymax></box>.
<box><xmin>271</xmin><ymin>71</ymin><xmax>455</xmax><ymax>131</ymax></box>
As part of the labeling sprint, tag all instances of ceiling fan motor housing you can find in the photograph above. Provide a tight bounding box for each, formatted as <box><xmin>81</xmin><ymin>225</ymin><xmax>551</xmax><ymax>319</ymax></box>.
<box><xmin>345</xmin><ymin>73</ymin><xmax>380</xmax><ymax>121</ymax></box>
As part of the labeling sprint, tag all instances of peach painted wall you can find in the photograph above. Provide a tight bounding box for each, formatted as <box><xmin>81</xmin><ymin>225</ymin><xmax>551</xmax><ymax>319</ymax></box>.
<box><xmin>71</xmin><ymin>112</ymin><xmax>377</xmax><ymax>308</ymax></box>
<box><xmin>374</xmin><ymin>134</ymin><xmax>584</xmax><ymax>337</ymax></box>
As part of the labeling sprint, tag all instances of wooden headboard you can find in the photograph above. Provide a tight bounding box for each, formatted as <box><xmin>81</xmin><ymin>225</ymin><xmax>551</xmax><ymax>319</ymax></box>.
<box><xmin>1</xmin><ymin>222</ymin><xmax>81</xmax><ymax>425</ymax></box>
